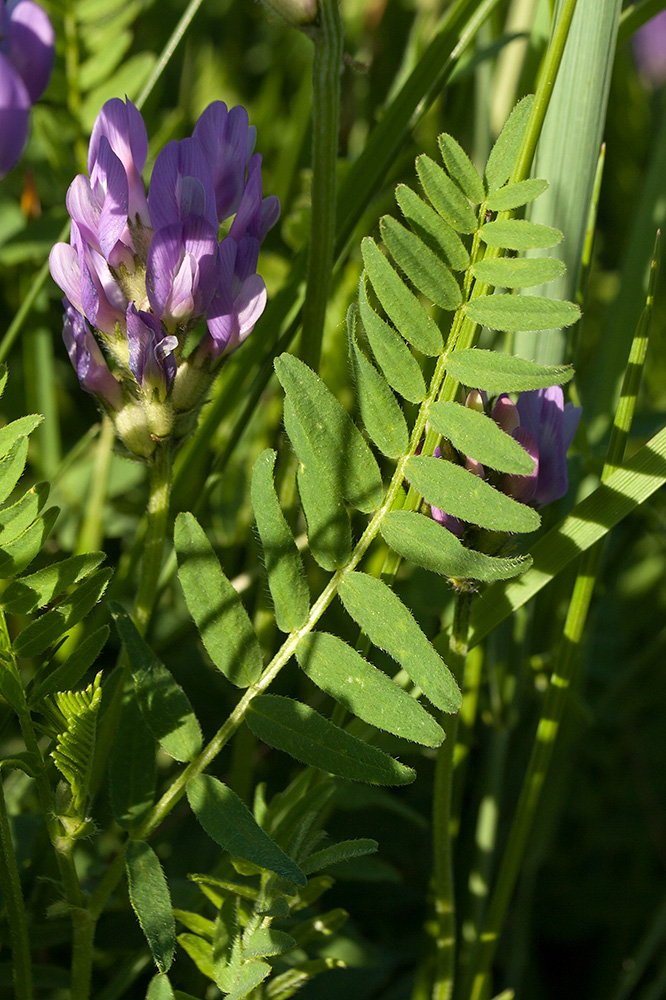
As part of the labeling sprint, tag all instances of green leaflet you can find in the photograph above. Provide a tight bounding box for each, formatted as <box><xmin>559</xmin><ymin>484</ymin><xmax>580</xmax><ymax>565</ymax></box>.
<box><xmin>246</xmin><ymin>694</ymin><xmax>415</xmax><ymax>785</ymax></box>
<box><xmin>177</xmin><ymin>933</ymin><xmax>215</xmax><ymax>980</ymax></box>
<box><xmin>428</xmin><ymin>401</ymin><xmax>536</xmax><ymax>474</ymax></box>
<box><xmin>186</xmin><ymin>774</ymin><xmax>306</xmax><ymax>887</ymax></box>
<box><xmin>12</xmin><ymin>568</ymin><xmax>113</xmax><ymax>658</ymax></box>
<box><xmin>437</xmin><ymin>132</ymin><xmax>485</xmax><ymax>204</ymax></box>
<box><xmin>243</xmin><ymin>928</ymin><xmax>296</xmax><ymax>960</ymax></box>
<box><xmin>0</xmin><ymin>506</ymin><xmax>58</xmax><ymax>578</ymax></box>
<box><xmin>486</xmin><ymin>178</ymin><xmax>548</xmax><ymax>211</ymax></box>
<box><xmin>484</xmin><ymin>93</ymin><xmax>534</xmax><ymax>191</ymax></box>
<box><xmin>395</xmin><ymin>184</ymin><xmax>470</xmax><ymax>271</ymax></box>
<box><xmin>301</xmin><ymin>838</ymin><xmax>378</xmax><ymax>875</ymax></box>
<box><xmin>2</xmin><ymin>552</ymin><xmax>105</xmax><ymax>615</ymax></box>
<box><xmin>251</xmin><ymin>449</ymin><xmax>310</xmax><ymax>633</ymax></box>
<box><xmin>284</xmin><ymin>399</ymin><xmax>351</xmax><ymax>571</ymax></box>
<box><xmin>406</xmin><ymin>455</ymin><xmax>540</xmax><ymax>533</ymax></box>
<box><xmin>480</xmin><ymin>219</ymin><xmax>562</xmax><ymax>251</ymax></box>
<box><xmin>444</xmin><ymin>349</ymin><xmax>573</xmax><ymax>392</ymax></box>
<box><xmin>381</xmin><ymin>510</ymin><xmax>532</xmax><ymax>582</ymax></box>
<box><xmin>0</xmin><ymin>482</ymin><xmax>49</xmax><ymax>546</ymax></box>
<box><xmin>465</xmin><ymin>294</ymin><xmax>581</xmax><ymax>333</ymax></box>
<box><xmin>348</xmin><ymin>308</ymin><xmax>409</xmax><ymax>459</ymax></box>
<box><xmin>338</xmin><ymin>572</ymin><xmax>461</xmax><ymax>713</ymax></box>
<box><xmin>175</xmin><ymin>513</ymin><xmax>263</xmax><ymax>688</ymax></box>
<box><xmin>358</xmin><ymin>273</ymin><xmax>426</xmax><ymax>402</ymax></box>
<box><xmin>125</xmin><ymin>840</ymin><xmax>176</xmax><ymax>974</ymax></box>
<box><xmin>0</xmin><ymin>438</ymin><xmax>29</xmax><ymax>505</ymax></box>
<box><xmin>471</xmin><ymin>257</ymin><xmax>565</xmax><ymax>289</ymax></box>
<box><xmin>29</xmin><ymin>625</ymin><xmax>109</xmax><ymax>705</ymax></box>
<box><xmin>361</xmin><ymin>238</ymin><xmax>443</xmax><ymax>356</ymax></box>
<box><xmin>379</xmin><ymin>216</ymin><xmax>462</xmax><ymax>311</ymax></box>
<box><xmin>217</xmin><ymin>959</ymin><xmax>271</xmax><ymax>1000</ymax></box>
<box><xmin>275</xmin><ymin>353</ymin><xmax>384</xmax><ymax>513</ymax></box>
<box><xmin>110</xmin><ymin>603</ymin><xmax>202</xmax><ymax>763</ymax></box>
<box><xmin>0</xmin><ymin>413</ymin><xmax>43</xmax><ymax>460</ymax></box>
<box><xmin>296</xmin><ymin>632</ymin><xmax>444</xmax><ymax>747</ymax></box>
<box><xmin>416</xmin><ymin>154</ymin><xmax>478</xmax><ymax>234</ymax></box>
<box><xmin>109</xmin><ymin>693</ymin><xmax>155</xmax><ymax>830</ymax></box>
<box><xmin>51</xmin><ymin>673</ymin><xmax>102</xmax><ymax>814</ymax></box>
<box><xmin>146</xmin><ymin>973</ymin><xmax>176</xmax><ymax>1000</ymax></box>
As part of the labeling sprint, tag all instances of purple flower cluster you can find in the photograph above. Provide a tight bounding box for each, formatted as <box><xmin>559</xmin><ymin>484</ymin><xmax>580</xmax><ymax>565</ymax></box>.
<box><xmin>0</xmin><ymin>0</ymin><xmax>54</xmax><ymax>178</ymax></box>
<box><xmin>50</xmin><ymin>98</ymin><xmax>279</xmax><ymax>456</ymax></box>
<box><xmin>432</xmin><ymin>386</ymin><xmax>581</xmax><ymax>536</ymax></box>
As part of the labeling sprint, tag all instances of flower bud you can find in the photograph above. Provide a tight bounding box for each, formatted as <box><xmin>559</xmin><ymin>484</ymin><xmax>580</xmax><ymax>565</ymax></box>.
<box><xmin>261</xmin><ymin>0</ymin><xmax>317</xmax><ymax>26</ymax></box>
<box><xmin>113</xmin><ymin>401</ymin><xmax>155</xmax><ymax>459</ymax></box>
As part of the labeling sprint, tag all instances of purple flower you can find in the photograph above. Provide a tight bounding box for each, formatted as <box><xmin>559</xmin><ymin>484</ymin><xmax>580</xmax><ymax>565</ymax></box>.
<box><xmin>634</xmin><ymin>10</ymin><xmax>666</xmax><ymax>89</ymax></box>
<box><xmin>50</xmin><ymin>96</ymin><xmax>279</xmax><ymax>454</ymax></box>
<box><xmin>62</xmin><ymin>298</ymin><xmax>122</xmax><ymax>406</ymax></box>
<box><xmin>0</xmin><ymin>0</ymin><xmax>54</xmax><ymax>178</ymax></box>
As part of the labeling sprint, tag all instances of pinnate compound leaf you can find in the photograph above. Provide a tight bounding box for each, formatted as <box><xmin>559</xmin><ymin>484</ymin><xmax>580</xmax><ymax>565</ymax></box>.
<box><xmin>2</xmin><ymin>552</ymin><xmax>105</xmax><ymax>615</ymax></box>
<box><xmin>109</xmin><ymin>693</ymin><xmax>155</xmax><ymax>830</ymax></box>
<box><xmin>110</xmin><ymin>603</ymin><xmax>202</xmax><ymax>763</ymax></box>
<box><xmin>175</xmin><ymin>513</ymin><xmax>262</xmax><ymax>687</ymax></box>
<box><xmin>465</xmin><ymin>294</ymin><xmax>580</xmax><ymax>333</ymax></box>
<box><xmin>0</xmin><ymin>438</ymin><xmax>29</xmax><ymax>505</ymax></box>
<box><xmin>428</xmin><ymin>401</ymin><xmax>535</xmax><ymax>474</ymax></box>
<box><xmin>416</xmin><ymin>155</ymin><xmax>478</xmax><ymax>234</ymax></box>
<box><xmin>296</xmin><ymin>632</ymin><xmax>444</xmax><ymax>747</ymax></box>
<box><xmin>187</xmin><ymin>774</ymin><xmax>306</xmax><ymax>887</ymax></box>
<box><xmin>358</xmin><ymin>273</ymin><xmax>426</xmax><ymax>402</ymax></box>
<box><xmin>348</xmin><ymin>309</ymin><xmax>409</xmax><ymax>459</ymax></box>
<box><xmin>284</xmin><ymin>399</ymin><xmax>351</xmax><ymax>571</ymax></box>
<box><xmin>380</xmin><ymin>216</ymin><xmax>462</xmax><ymax>310</ymax></box>
<box><xmin>0</xmin><ymin>506</ymin><xmax>58</xmax><ymax>578</ymax></box>
<box><xmin>146</xmin><ymin>973</ymin><xmax>175</xmax><ymax>1000</ymax></box>
<box><xmin>51</xmin><ymin>673</ymin><xmax>102</xmax><ymax>813</ymax></box>
<box><xmin>361</xmin><ymin>238</ymin><xmax>443</xmax><ymax>357</ymax></box>
<box><xmin>486</xmin><ymin>178</ymin><xmax>548</xmax><ymax>211</ymax></box>
<box><xmin>437</xmin><ymin>133</ymin><xmax>485</xmax><ymax>203</ymax></box>
<box><xmin>29</xmin><ymin>624</ymin><xmax>109</xmax><ymax>705</ymax></box>
<box><xmin>301</xmin><ymin>839</ymin><xmax>377</xmax><ymax>875</ymax></box>
<box><xmin>246</xmin><ymin>694</ymin><xmax>415</xmax><ymax>786</ymax></box>
<box><xmin>275</xmin><ymin>353</ymin><xmax>384</xmax><ymax>513</ymax></box>
<box><xmin>251</xmin><ymin>449</ymin><xmax>309</xmax><ymax>632</ymax></box>
<box><xmin>395</xmin><ymin>184</ymin><xmax>470</xmax><ymax>271</ymax></box>
<box><xmin>13</xmin><ymin>568</ymin><xmax>112</xmax><ymax>658</ymax></box>
<box><xmin>484</xmin><ymin>94</ymin><xmax>534</xmax><ymax>191</ymax></box>
<box><xmin>126</xmin><ymin>840</ymin><xmax>176</xmax><ymax>974</ymax></box>
<box><xmin>444</xmin><ymin>349</ymin><xmax>573</xmax><ymax>392</ymax></box>
<box><xmin>406</xmin><ymin>455</ymin><xmax>540</xmax><ymax>533</ymax></box>
<box><xmin>480</xmin><ymin>219</ymin><xmax>562</xmax><ymax>251</ymax></box>
<box><xmin>338</xmin><ymin>572</ymin><xmax>461</xmax><ymax>713</ymax></box>
<box><xmin>381</xmin><ymin>511</ymin><xmax>532</xmax><ymax>582</ymax></box>
<box><xmin>472</xmin><ymin>257</ymin><xmax>565</xmax><ymax>289</ymax></box>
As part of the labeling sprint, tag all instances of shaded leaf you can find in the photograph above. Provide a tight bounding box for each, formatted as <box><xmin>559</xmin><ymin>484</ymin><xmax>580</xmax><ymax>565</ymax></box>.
<box><xmin>0</xmin><ymin>438</ymin><xmax>29</xmax><ymax>506</ymax></box>
<box><xmin>486</xmin><ymin>177</ymin><xmax>548</xmax><ymax>211</ymax></box>
<box><xmin>175</xmin><ymin>513</ymin><xmax>262</xmax><ymax>688</ymax></box>
<box><xmin>217</xmin><ymin>960</ymin><xmax>271</xmax><ymax>1000</ymax></box>
<box><xmin>348</xmin><ymin>308</ymin><xmax>409</xmax><ymax>459</ymax></box>
<box><xmin>0</xmin><ymin>507</ymin><xmax>58</xmax><ymax>578</ymax></box>
<box><xmin>444</xmin><ymin>349</ymin><xmax>573</xmax><ymax>392</ymax></box>
<box><xmin>13</xmin><ymin>568</ymin><xmax>112</xmax><ymax>658</ymax></box>
<box><xmin>381</xmin><ymin>510</ymin><xmax>532</xmax><ymax>581</ymax></box>
<box><xmin>246</xmin><ymin>694</ymin><xmax>415</xmax><ymax>785</ymax></box>
<box><xmin>275</xmin><ymin>353</ymin><xmax>384</xmax><ymax>513</ymax></box>
<box><xmin>358</xmin><ymin>273</ymin><xmax>426</xmax><ymax>402</ymax></box>
<box><xmin>2</xmin><ymin>552</ymin><xmax>105</xmax><ymax>615</ymax></box>
<box><xmin>416</xmin><ymin>154</ymin><xmax>478</xmax><ymax>234</ymax></box>
<box><xmin>187</xmin><ymin>774</ymin><xmax>306</xmax><ymax>886</ymax></box>
<box><xmin>437</xmin><ymin>132</ymin><xmax>485</xmax><ymax>203</ymax></box>
<box><xmin>146</xmin><ymin>973</ymin><xmax>175</xmax><ymax>1000</ymax></box>
<box><xmin>126</xmin><ymin>840</ymin><xmax>176</xmax><ymax>973</ymax></box>
<box><xmin>0</xmin><ymin>482</ymin><xmax>49</xmax><ymax>547</ymax></box>
<box><xmin>0</xmin><ymin>414</ymin><xmax>43</xmax><ymax>460</ymax></box>
<box><xmin>296</xmin><ymin>632</ymin><xmax>444</xmax><ymax>747</ymax></box>
<box><xmin>251</xmin><ymin>449</ymin><xmax>309</xmax><ymax>633</ymax></box>
<box><xmin>395</xmin><ymin>184</ymin><xmax>470</xmax><ymax>271</ymax></box>
<box><xmin>243</xmin><ymin>928</ymin><xmax>296</xmax><ymax>959</ymax></box>
<box><xmin>484</xmin><ymin>94</ymin><xmax>534</xmax><ymax>191</ymax></box>
<box><xmin>361</xmin><ymin>238</ymin><xmax>443</xmax><ymax>356</ymax></box>
<box><xmin>465</xmin><ymin>294</ymin><xmax>580</xmax><ymax>333</ymax></box>
<box><xmin>472</xmin><ymin>256</ymin><xmax>565</xmax><ymax>289</ymax></box>
<box><xmin>380</xmin><ymin>216</ymin><xmax>462</xmax><ymax>310</ymax></box>
<box><xmin>338</xmin><ymin>572</ymin><xmax>461</xmax><ymax>712</ymax></box>
<box><xmin>29</xmin><ymin>624</ymin><xmax>109</xmax><ymax>705</ymax></box>
<box><xmin>428</xmin><ymin>400</ymin><xmax>535</xmax><ymax>474</ymax></box>
<box><xmin>480</xmin><ymin>219</ymin><xmax>562</xmax><ymax>251</ymax></box>
<box><xmin>109</xmin><ymin>693</ymin><xmax>155</xmax><ymax>830</ymax></box>
<box><xmin>406</xmin><ymin>455</ymin><xmax>540</xmax><ymax>533</ymax></box>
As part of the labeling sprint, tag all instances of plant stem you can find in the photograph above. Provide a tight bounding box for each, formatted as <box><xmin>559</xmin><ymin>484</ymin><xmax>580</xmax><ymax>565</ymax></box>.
<box><xmin>431</xmin><ymin>590</ymin><xmax>472</xmax><ymax>1000</ymax></box>
<box><xmin>299</xmin><ymin>0</ymin><xmax>343</xmax><ymax>373</ymax></box>
<box><xmin>0</xmin><ymin>778</ymin><xmax>33</xmax><ymax>1000</ymax></box>
<box><xmin>133</xmin><ymin>443</ymin><xmax>172</xmax><ymax>636</ymax></box>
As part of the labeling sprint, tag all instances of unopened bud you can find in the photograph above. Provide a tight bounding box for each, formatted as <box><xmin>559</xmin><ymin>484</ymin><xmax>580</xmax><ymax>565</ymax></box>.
<box><xmin>261</xmin><ymin>0</ymin><xmax>317</xmax><ymax>27</ymax></box>
<box><xmin>114</xmin><ymin>401</ymin><xmax>155</xmax><ymax>459</ymax></box>
<box><xmin>465</xmin><ymin>389</ymin><xmax>486</xmax><ymax>413</ymax></box>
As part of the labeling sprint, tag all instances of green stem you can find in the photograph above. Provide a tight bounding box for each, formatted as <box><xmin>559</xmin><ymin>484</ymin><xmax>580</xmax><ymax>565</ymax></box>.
<box><xmin>133</xmin><ymin>443</ymin><xmax>172</xmax><ymax>636</ymax></box>
<box><xmin>299</xmin><ymin>0</ymin><xmax>343</xmax><ymax>373</ymax></box>
<box><xmin>76</xmin><ymin>416</ymin><xmax>115</xmax><ymax>556</ymax></box>
<box><xmin>431</xmin><ymin>590</ymin><xmax>472</xmax><ymax>1000</ymax></box>
<box><xmin>0</xmin><ymin>778</ymin><xmax>33</xmax><ymax>1000</ymax></box>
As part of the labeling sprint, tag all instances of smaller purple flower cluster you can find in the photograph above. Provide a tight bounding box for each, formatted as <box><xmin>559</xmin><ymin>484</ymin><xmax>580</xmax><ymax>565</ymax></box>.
<box><xmin>0</xmin><ymin>0</ymin><xmax>54</xmax><ymax>178</ymax></box>
<box><xmin>432</xmin><ymin>386</ymin><xmax>581</xmax><ymax>536</ymax></box>
<box><xmin>50</xmin><ymin>98</ymin><xmax>279</xmax><ymax>457</ymax></box>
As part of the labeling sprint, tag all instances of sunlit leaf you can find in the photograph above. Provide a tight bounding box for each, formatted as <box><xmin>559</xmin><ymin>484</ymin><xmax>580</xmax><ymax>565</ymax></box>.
<box><xmin>438</xmin><ymin>132</ymin><xmax>485</xmax><ymax>203</ymax></box>
<box><xmin>380</xmin><ymin>216</ymin><xmax>462</xmax><ymax>310</ymax></box>
<box><xmin>395</xmin><ymin>184</ymin><xmax>470</xmax><ymax>271</ymax></box>
<box><xmin>444</xmin><ymin>349</ymin><xmax>573</xmax><ymax>392</ymax></box>
<box><xmin>480</xmin><ymin>219</ymin><xmax>562</xmax><ymax>250</ymax></box>
<box><xmin>486</xmin><ymin>178</ymin><xmax>548</xmax><ymax>211</ymax></box>
<box><xmin>484</xmin><ymin>94</ymin><xmax>534</xmax><ymax>191</ymax></box>
<box><xmin>348</xmin><ymin>308</ymin><xmax>409</xmax><ymax>459</ymax></box>
<box><xmin>465</xmin><ymin>294</ymin><xmax>580</xmax><ymax>333</ymax></box>
<box><xmin>416</xmin><ymin>154</ymin><xmax>478</xmax><ymax>234</ymax></box>
<box><xmin>358</xmin><ymin>273</ymin><xmax>426</xmax><ymax>402</ymax></box>
<box><xmin>428</xmin><ymin>400</ymin><xmax>536</xmax><ymax>474</ymax></box>
<box><xmin>472</xmin><ymin>256</ymin><xmax>565</xmax><ymax>289</ymax></box>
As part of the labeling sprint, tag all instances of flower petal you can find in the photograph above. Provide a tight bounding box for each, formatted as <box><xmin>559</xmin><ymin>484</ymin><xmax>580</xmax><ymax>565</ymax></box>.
<box><xmin>0</xmin><ymin>53</ymin><xmax>30</xmax><ymax>178</ymax></box>
<box><xmin>148</xmin><ymin>138</ymin><xmax>218</xmax><ymax>232</ymax></box>
<box><xmin>7</xmin><ymin>0</ymin><xmax>55</xmax><ymax>104</ymax></box>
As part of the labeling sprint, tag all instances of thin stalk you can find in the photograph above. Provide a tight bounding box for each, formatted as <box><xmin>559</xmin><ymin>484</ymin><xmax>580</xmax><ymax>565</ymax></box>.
<box><xmin>0</xmin><ymin>778</ymin><xmax>33</xmax><ymax>1000</ymax></box>
<box><xmin>133</xmin><ymin>443</ymin><xmax>172</xmax><ymax>636</ymax></box>
<box><xmin>431</xmin><ymin>590</ymin><xmax>472</xmax><ymax>1000</ymax></box>
<box><xmin>75</xmin><ymin>416</ymin><xmax>115</xmax><ymax>556</ymax></box>
<box><xmin>299</xmin><ymin>0</ymin><xmax>343</xmax><ymax>373</ymax></box>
